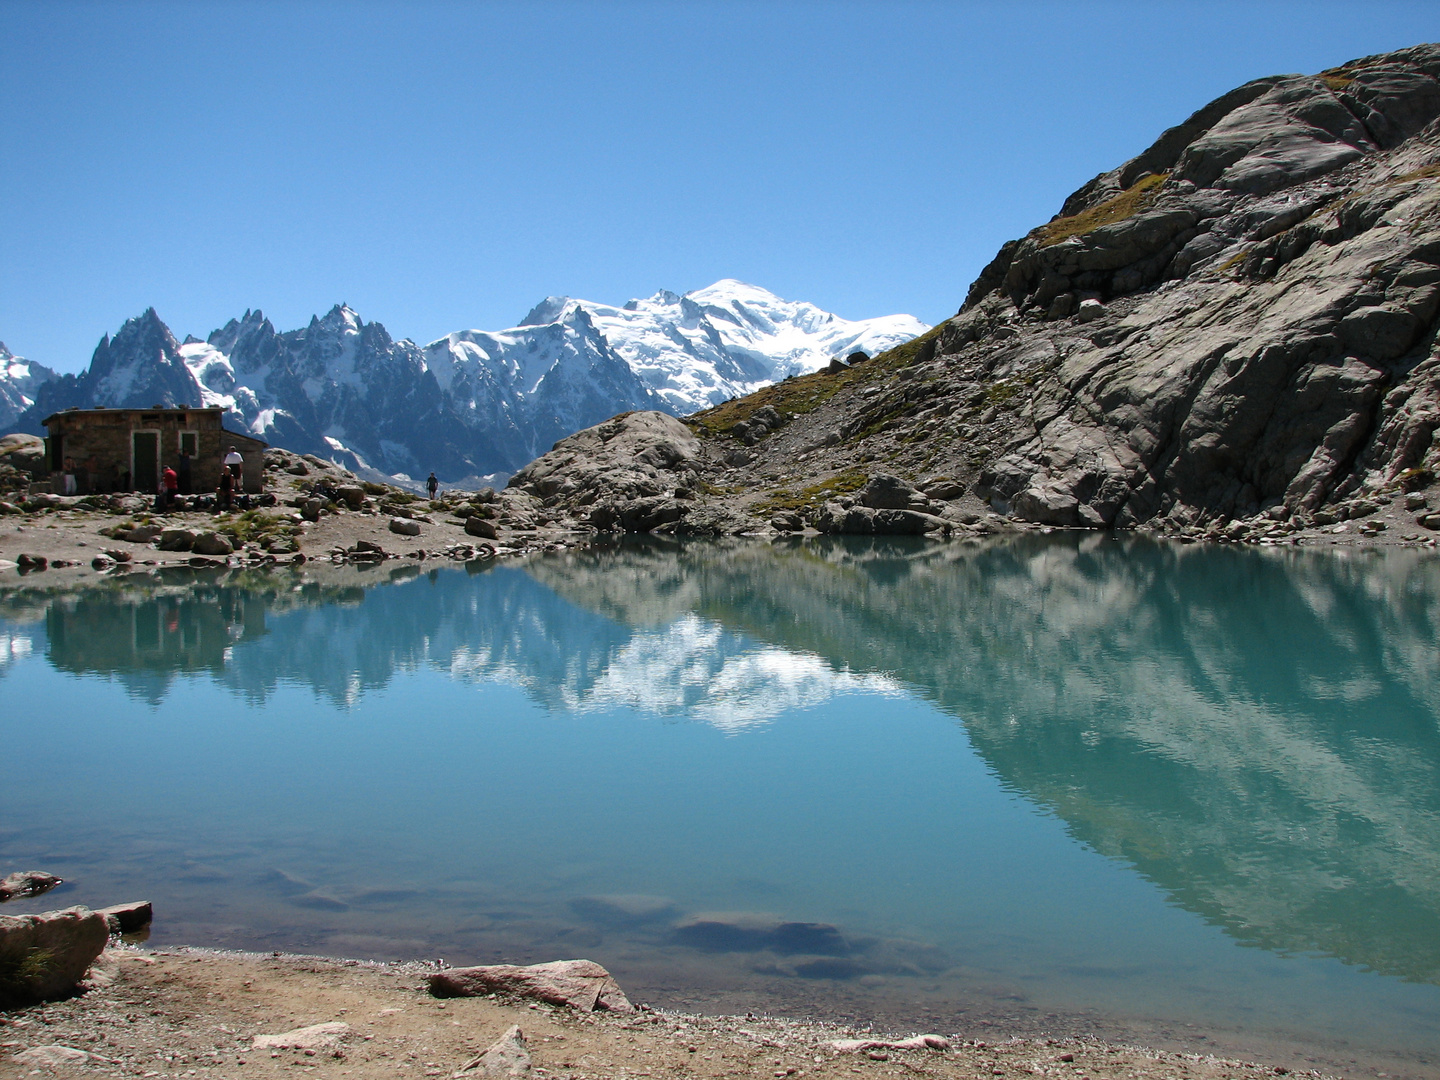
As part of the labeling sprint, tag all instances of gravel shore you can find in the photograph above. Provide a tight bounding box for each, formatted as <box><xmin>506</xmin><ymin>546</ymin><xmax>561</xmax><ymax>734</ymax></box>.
<box><xmin>0</xmin><ymin>947</ymin><xmax>1338</xmax><ymax>1080</ymax></box>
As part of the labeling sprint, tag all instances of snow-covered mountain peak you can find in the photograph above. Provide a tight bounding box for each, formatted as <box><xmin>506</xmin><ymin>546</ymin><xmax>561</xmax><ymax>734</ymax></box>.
<box><xmin>480</xmin><ymin>279</ymin><xmax>928</xmax><ymax>415</ymax></box>
<box><xmin>8</xmin><ymin>281</ymin><xmax>923</xmax><ymax>483</ymax></box>
<box><xmin>519</xmin><ymin>297</ymin><xmax>575</xmax><ymax>327</ymax></box>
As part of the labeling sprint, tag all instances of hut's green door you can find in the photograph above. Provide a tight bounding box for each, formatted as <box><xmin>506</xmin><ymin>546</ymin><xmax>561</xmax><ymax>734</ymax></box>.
<box><xmin>132</xmin><ymin>431</ymin><xmax>159</xmax><ymax>495</ymax></box>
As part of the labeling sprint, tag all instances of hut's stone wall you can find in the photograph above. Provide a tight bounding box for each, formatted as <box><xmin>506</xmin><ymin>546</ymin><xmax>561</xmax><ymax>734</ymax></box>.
<box><xmin>43</xmin><ymin>407</ymin><xmax>267</xmax><ymax>495</ymax></box>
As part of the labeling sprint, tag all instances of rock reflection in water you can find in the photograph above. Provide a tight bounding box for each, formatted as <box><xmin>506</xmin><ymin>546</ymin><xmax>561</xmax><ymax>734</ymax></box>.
<box><xmin>6</xmin><ymin>536</ymin><xmax>1440</xmax><ymax>997</ymax></box>
<box><xmin>530</xmin><ymin>535</ymin><xmax>1440</xmax><ymax>985</ymax></box>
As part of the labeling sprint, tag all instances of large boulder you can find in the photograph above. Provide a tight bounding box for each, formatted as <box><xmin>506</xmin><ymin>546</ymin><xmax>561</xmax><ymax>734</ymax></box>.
<box><xmin>191</xmin><ymin>531</ymin><xmax>234</xmax><ymax>557</ymax></box>
<box><xmin>812</xmin><ymin>502</ymin><xmax>948</xmax><ymax>536</ymax></box>
<box><xmin>510</xmin><ymin>412</ymin><xmax>701</xmax><ymax>517</ymax></box>
<box><xmin>0</xmin><ymin>907</ymin><xmax>109</xmax><ymax>1005</ymax></box>
<box><xmin>465</xmin><ymin>515</ymin><xmax>499</xmax><ymax>539</ymax></box>
<box><xmin>156</xmin><ymin>529</ymin><xmax>196</xmax><ymax>552</ymax></box>
<box><xmin>428</xmin><ymin>959</ymin><xmax>633</xmax><ymax>1012</ymax></box>
<box><xmin>336</xmin><ymin>485</ymin><xmax>366</xmax><ymax>510</ymax></box>
<box><xmin>858</xmin><ymin>474</ymin><xmax>931</xmax><ymax>512</ymax></box>
<box><xmin>119</xmin><ymin>525</ymin><xmax>163</xmax><ymax>543</ymax></box>
<box><xmin>588</xmin><ymin>496</ymin><xmax>687</xmax><ymax>533</ymax></box>
<box><xmin>388</xmin><ymin>517</ymin><xmax>422</xmax><ymax>536</ymax></box>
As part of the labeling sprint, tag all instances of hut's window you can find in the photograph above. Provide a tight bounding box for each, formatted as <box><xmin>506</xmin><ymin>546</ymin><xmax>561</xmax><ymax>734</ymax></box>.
<box><xmin>179</xmin><ymin>431</ymin><xmax>198</xmax><ymax>457</ymax></box>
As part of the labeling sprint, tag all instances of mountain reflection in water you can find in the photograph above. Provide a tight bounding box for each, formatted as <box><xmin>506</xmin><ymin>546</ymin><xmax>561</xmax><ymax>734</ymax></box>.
<box><xmin>5</xmin><ymin>535</ymin><xmax>1440</xmax><ymax>1046</ymax></box>
<box><xmin>8</xmin><ymin>538</ymin><xmax>1440</xmax><ymax>1059</ymax></box>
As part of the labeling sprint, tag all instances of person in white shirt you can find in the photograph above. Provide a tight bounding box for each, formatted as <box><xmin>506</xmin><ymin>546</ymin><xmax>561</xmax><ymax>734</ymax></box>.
<box><xmin>223</xmin><ymin>446</ymin><xmax>244</xmax><ymax>478</ymax></box>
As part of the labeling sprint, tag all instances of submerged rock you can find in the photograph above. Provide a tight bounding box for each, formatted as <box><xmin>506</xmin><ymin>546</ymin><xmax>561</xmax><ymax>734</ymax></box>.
<box><xmin>0</xmin><ymin>871</ymin><xmax>62</xmax><ymax>902</ymax></box>
<box><xmin>672</xmin><ymin>913</ymin><xmax>852</xmax><ymax>956</ymax></box>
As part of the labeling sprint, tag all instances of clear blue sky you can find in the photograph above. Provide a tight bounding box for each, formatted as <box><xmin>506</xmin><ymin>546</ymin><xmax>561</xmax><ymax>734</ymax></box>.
<box><xmin>3</xmin><ymin>0</ymin><xmax>1437</xmax><ymax>373</ymax></box>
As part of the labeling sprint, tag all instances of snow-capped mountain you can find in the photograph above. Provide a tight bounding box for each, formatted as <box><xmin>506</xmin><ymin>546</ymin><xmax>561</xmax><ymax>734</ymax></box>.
<box><xmin>0</xmin><ymin>343</ymin><xmax>57</xmax><ymax>432</ymax></box>
<box><xmin>427</xmin><ymin>280</ymin><xmax>927</xmax><ymax>417</ymax></box>
<box><xmin>8</xmin><ymin>281</ymin><xmax>925</xmax><ymax>481</ymax></box>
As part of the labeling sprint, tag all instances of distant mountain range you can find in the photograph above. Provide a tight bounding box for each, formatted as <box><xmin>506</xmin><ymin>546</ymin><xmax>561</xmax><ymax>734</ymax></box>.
<box><xmin>0</xmin><ymin>281</ymin><xmax>925</xmax><ymax>483</ymax></box>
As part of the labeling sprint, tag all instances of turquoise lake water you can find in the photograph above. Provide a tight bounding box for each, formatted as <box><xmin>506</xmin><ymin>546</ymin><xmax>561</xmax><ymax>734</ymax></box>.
<box><xmin>2</xmin><ymin>535</ymin><xmax>1438</xmax><ymax>1075</ymax></box>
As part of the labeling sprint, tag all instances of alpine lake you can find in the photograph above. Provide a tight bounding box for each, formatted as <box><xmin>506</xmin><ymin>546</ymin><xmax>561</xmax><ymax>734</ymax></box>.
<box><xmin>2</xmin><ymin>534</ymin><xmax>1439</xmax><ymax>1077</ymax></box>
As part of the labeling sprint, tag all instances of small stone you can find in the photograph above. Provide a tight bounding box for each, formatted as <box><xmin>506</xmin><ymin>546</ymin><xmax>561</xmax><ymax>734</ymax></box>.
<box><xmin>469</xmin><ymin>1024</ymin><xmax>531</xmax><ymax>1077</ymax></box>
<box><xmin>253</xmin><ymin>1022</ymin><xmax>352</xmax><ymax>1052</ymax></box>
<box><xmin>14</xmin><ymin>1046</ymin><xmax>90</xmax><ymax>1067</ymax></box>
<box><xmin>1076</xmin><ymin>298</ymin><xmax>1107</xmax><ymax>322</ymax></box>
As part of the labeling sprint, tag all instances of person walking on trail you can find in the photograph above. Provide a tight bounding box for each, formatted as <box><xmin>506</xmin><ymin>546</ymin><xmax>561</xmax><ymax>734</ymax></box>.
<box><xmin>426</xmin><ymin>472</ymin><xmax>439</xmax><ymax>500</ymax></box>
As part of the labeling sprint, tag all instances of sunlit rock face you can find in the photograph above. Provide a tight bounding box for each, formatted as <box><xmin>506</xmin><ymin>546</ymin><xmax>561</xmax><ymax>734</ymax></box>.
<box><xmin>10</xmin><ymin>537</ymin><xmax>1440</xmax><ymax>982</ymax></box>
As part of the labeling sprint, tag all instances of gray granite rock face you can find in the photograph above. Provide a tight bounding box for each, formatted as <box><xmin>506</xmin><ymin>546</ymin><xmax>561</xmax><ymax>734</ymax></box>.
<box><xmin>954</xmin><ymin>43</ymin><xmax>1440</xmax><ymax>529</ymax></box>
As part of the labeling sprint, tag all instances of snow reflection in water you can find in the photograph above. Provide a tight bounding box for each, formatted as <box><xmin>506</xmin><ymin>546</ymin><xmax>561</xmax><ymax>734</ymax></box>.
<box><xmin>2</xmin><ymin>535</ymin><xmax>1439</xmax><ymax>1074</ymax></box>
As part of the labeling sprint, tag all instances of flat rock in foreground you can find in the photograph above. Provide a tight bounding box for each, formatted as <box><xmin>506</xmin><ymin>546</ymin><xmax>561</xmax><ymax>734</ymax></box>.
<box><xmin>428</xmin><ymin>959</ymin><xmax>633</xmax><ymax>1012</ymax></box>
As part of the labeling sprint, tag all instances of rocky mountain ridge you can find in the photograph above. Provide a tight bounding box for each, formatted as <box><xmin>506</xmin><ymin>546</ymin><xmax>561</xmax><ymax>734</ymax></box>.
<box><xmin>507</xmin><ymin>42</ymin><xmax>1440</xmax><ymax>540</ymax></box>
<box><xmin>4</xmin><ymin>282</ymin><xmax>924</xmax><ymax>485</ymax></box>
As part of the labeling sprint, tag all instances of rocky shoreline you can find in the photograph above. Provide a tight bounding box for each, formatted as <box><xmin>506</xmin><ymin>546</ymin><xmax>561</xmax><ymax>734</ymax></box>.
<box><xmin>0</xmin><ymin>435</ymin><xmax>1434</xmax><ymax>587</ymax></box>
<box><xmin>0</xmin><ymin>943</ymin><xmax>1355</xmax><ymax>1080</ymax></box>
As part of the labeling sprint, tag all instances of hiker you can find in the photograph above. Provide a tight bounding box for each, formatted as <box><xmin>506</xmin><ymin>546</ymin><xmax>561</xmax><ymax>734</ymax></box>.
<box><xmin>427</xmin><ymin>472</ymin><xmax>439</xmax><ymax>500</ymax></box>
<box><xmin>223</xmin><ymin>445</ymin><xmax>244</xmax><ymax>484</ymax></box>
<box><xmin>217</xmin><ymin>466</ymin><xmax>234</xmax><ymax>511</ymax></box>
<box><xmin>62</xmin><ymin>456</ymin><xmax>77</xmax><ymax>496</ymax></box>
<box><xmin>157</xmin><ymin>465</ymin><xmax>178</xmax><ymax>511</ymax></box>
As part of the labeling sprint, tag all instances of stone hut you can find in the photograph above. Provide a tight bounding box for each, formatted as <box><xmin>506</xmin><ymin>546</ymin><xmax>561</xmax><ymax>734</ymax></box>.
<box><xmin>42</xmin><ymin>406</ymin><xmax>267</xmax><ymax>495</ymax></box>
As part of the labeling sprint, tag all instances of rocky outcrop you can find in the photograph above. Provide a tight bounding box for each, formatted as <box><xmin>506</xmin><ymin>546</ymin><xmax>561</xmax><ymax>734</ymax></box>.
<box><xmin>505</xmin><ymin>44</ymin><xmax>1440</xmax><ymax>537</ymax></box>
<box><xmin>428</xmin><ymin>959</ymin><xmax>633</xmax><ymax>1012</ymax></box>
<box><xmin>508</xmin><ymin>411</ymin><xmax>703</xmax><ymax>534</ymax></box>
<box><xmin>950</xmin><ymin>44</ymin><xmax>1440</xmax><ymax>529</ymax></box>
<box><xmin>0</xmin><ymin>906</ymin><xmax>110</xmax><ymax>1005</ymax></box>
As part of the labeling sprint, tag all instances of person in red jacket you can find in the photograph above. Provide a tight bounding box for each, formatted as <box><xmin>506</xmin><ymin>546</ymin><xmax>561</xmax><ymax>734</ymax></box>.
<box><xmin>159</xmin><ymin>466</ymin><xmax>179</xmax><ymax>511</ymax></box>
